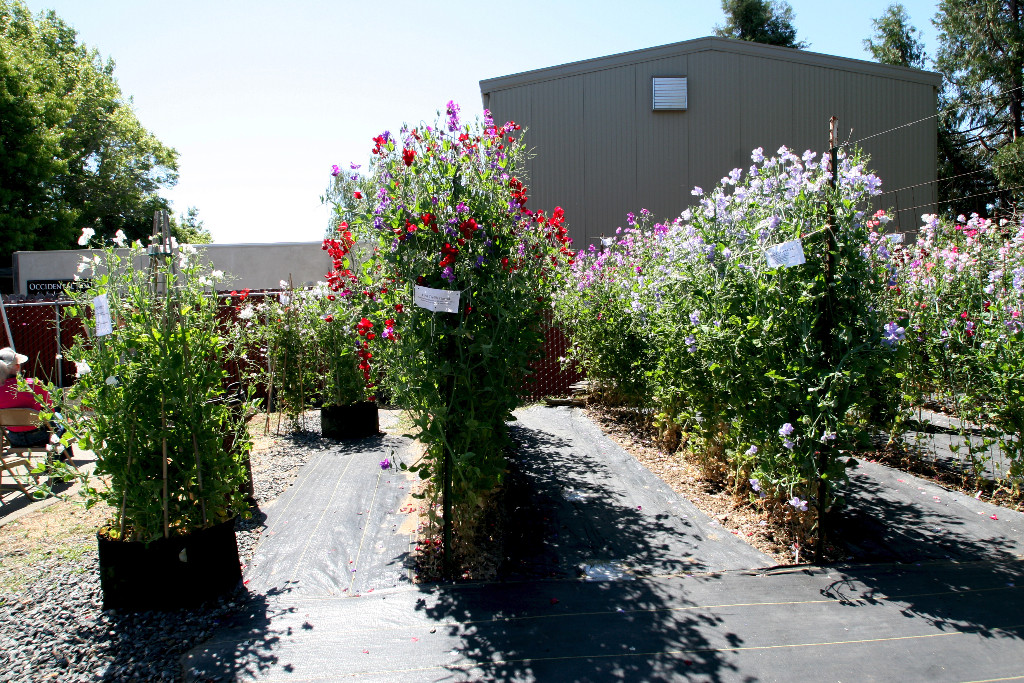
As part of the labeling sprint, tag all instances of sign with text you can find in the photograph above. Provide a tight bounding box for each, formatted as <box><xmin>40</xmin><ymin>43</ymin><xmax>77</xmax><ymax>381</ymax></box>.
<box><xmin>765</xmin><ymin>239</ymin><xmax>806</xmax><ymax>269</ymax></box>
<box><xmin>26</xmin><ymin>279</ymin><xmax>91</xmax><ymax>297</ymax></box>
<box><xmin>414</xmin><ymin>285</ymin><xmax>461</xmax><ymax>313</ymax></box>
<box><xmin>93</xmin><ymin>294</ymin><xmax>113</xmax><ymax>337</ymax></box>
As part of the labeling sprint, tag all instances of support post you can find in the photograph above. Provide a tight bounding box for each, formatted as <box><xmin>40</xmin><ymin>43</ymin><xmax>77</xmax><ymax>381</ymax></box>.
<box><xmin>816</xmin><ymin>116</ymin><xmax>839</xmax><ymax>564</ymax></box>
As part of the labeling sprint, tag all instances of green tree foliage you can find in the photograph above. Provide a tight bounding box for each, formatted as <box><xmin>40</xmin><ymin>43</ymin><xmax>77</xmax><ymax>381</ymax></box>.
<box><xmin>864</xmin><ymin>3</ymin><xmax>927</xmax><ymax>69</ymax></box>
<box><xmin>935</xmin><ymin>0</ymin><xmax>1024</xmax><ymax>215</ymax></box>
<box><xmin>0</xmin><ymin>0</ymin><xmax>178</xmax><ymax>263</ymax></box>
<box><xmin>172</xmin><ymin>207</ymin><xmax>212</xmax><ymax>244</ymax></box>
<box><xmin>714</xmin><ymin>0</ymin><xmax>807</xmax><ymax>49</ymax></box>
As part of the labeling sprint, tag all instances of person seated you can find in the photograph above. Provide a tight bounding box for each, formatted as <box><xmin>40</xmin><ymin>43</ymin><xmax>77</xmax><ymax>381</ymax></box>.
<box><xmin>0</xmin><ymin>347</ymin><xmax>74</xmax><ymax>462</ymax></box>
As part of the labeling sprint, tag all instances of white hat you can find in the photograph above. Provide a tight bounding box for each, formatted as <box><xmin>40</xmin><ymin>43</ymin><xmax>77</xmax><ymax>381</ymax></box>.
<box><xmin>0</xmin><ymin>347</ymin><xmax>28</xmax><ymax>366</ymax></box>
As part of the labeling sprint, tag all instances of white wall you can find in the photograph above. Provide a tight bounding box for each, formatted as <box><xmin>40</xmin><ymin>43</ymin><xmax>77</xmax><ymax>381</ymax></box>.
<box><xmin>13</xmin><ymin>242</ymin><xmax>332</xmax><ymax>295</ymax></box>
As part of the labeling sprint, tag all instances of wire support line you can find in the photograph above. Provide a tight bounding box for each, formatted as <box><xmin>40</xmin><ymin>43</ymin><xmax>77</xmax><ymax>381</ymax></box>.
<box><xmin>839</xmin><ymin>85</ymin><xmax>1024</xmax><ymax>150</ymax></box>
<box><xmin>878</xmin><ymin>158</ymin><xmax>1024</xmax><ymax>197</ymax></box>
<box><xmin>892</xmin><ymin>182</ymin><xmax>1024</xmax><ymax>216</ymax></box>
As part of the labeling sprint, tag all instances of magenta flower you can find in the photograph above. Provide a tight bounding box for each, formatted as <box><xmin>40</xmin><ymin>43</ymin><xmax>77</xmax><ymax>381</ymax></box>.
<box><xmin>380</xmin><ymin>458</ymin><xmax>391</xmax><ymax>470</ymax></box>
<box><xmin>331</xmin><ymin>164</ymin><xmax>340</xmax><ymax>177</ymax></box>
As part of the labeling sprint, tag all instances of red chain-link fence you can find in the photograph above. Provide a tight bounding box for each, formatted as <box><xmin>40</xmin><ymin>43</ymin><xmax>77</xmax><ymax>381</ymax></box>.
<box><xmin>1</xmin><ymin>294</ymin><xmax>583</xmax><ymax>400</ymax></box>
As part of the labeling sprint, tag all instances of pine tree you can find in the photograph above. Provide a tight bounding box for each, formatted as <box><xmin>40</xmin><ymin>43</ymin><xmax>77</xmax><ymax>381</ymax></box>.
<box><xmin>714</xmin><ymin>0</ymin><xmax>807</xmax><ymax>49</ymax></box>
<box><xmin>864</xmin><ymin>3</ymin><xmax>926</xmax><ymax>69</ymax></box>
<box><xmin>935</xmin><ymin>0</ymin><xmax>1024</xmax><ymax>215</ymax></box>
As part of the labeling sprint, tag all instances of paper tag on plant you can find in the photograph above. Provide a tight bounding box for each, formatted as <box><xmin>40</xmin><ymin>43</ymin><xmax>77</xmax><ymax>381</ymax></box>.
<box><xmin>885</xmin><ymin>233</ymin><xmax>905</xmax><ymax>244</ymax></box>
<box><xmin>93</xmin><ymin>294</ymin><xmax>113</xmax><ymax>336</ymax></box>
<box><xmin>414</xmin><ymin>285</ymin><xmax>461</xmax><ymax>313</ymax></box>
<box><xmin>765</xmin><ymin>239</ymin><xmax>806</xmax><ymax>269</ymax></box>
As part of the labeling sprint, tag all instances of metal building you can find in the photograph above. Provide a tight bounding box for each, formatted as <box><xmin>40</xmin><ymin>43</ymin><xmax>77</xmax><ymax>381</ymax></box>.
<box><xmin>479</xmin><ymin>37</ymin><xmax>942</xmax><ymax>247</ymax></box>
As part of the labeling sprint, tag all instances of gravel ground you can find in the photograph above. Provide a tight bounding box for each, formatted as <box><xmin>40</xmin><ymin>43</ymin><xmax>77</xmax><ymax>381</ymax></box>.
<box><xmin>0</xmin><ymin>413</ymin><xmax>326</xmax><ymax>682</ymax></box>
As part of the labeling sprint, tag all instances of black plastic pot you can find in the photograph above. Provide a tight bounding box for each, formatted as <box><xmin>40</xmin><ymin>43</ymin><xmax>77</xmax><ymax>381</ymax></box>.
<box><xmin>321</xmin><ymin>401</ymin><xmax>379</xmax><ymax>439</ymax></box>
<box><xmin>97</xmin><ymin>518</ymin><xmax>242</xmax><ymax>611</ymax></box>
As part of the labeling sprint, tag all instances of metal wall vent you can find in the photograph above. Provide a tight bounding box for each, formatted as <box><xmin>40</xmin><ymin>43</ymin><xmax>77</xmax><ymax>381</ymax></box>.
<box><xmin>652</xmin><ymin>77</ymin><xmax>687</xmax><ymax>110</ymax></box>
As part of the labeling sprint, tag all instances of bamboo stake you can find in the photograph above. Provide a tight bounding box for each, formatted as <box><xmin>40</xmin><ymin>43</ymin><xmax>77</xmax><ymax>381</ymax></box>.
<box><xmin>118</xmin><ymin>423</ymin><xmax>134</xmax><ymax>539</ymax></box>
<box><xmin>161</xmin><ymin>399</ymin><xmax>169</xmax><ymax>539</ymax></box>
<box><xmin>192</xmin><ymin>433</ymin><xmax>207</xmax><ymax>526</ymax></box>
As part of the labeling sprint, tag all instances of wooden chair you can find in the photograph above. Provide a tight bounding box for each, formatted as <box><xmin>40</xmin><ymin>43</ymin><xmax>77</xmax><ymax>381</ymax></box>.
<box><xmin>0</xmin><ymin>408</ymin><xmax>57</xmax><ymax>502</ymax></box>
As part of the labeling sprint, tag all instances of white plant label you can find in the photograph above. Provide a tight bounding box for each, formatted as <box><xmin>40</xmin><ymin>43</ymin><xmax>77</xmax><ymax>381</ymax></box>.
<box><xmin>93</xmin><ymin>294</ymin><xmax>113</xmax><ymax>336</ymax></box>
<box><xmin>765</xmin><ymin>239</ymin><xmax>806</xmax><ymax>269</ymax></box>
<box><xmin>414</xmin><ymin>285</ymin><xmax>461</xmax><ymax>313</ymax></box>
<box><xmin>885</xmin><ymin>233</ymin><xmax>905</xmax><ymax>244</ymax></box>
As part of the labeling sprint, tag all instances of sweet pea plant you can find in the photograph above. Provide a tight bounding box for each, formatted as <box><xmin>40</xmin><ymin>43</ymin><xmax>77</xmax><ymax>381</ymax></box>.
<box><xmin>874</xmin><ymin>213</ymin><xmax>1024</xmax><ymax>490</ymax></box>
<box><xmin>229</xmin><ymin>281</ymin><xmax>368</xmax><ymax>429</ymax></box>
<box><xmin>556</xmin><ymin>147</ymin><xmax>897</xmax><ymax>544</ymax></box>
<box><xmin>324</xmin><ymin>103</ymin><xmax>573</xmax><ymax>574</ymax></box>
<box><xmin>58</xmin><ymin>236</ymin><xmax>257</xmax><ymax>542</ymax></box>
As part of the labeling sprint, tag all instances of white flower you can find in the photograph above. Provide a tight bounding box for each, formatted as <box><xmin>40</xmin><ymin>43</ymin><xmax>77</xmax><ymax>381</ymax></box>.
<box><xmin>78</xmin><ymin>227</ymin><xmax>95</xmax><ymax>246</ymax></box>
<box><xmin>77</xmin><ymin>261</ymin><xmax>88</xmax><ymax>273</ymax></box>
<box><xmin>211</xmin><ymin>270</ymin><xmax>224</xmax><ymax>280</ymax></box>
<box><xmin>181</xmin><ymin>244</ymin><xmax>198</xmax><ymax>255</ymax></box>
<box><xmin>198</xmin><ymin>276</ymin><xmax>213</xmax><ymax>287</ymax></box>
<box><xmin>105</xmin><ymin>375</ymin><xmax>119</xmax><ymax>386</ymax></box>
<box><xmin>238</xmin><ymin>304</ymin><xmax>254</xmax><ymax>320</ymax></box>
<box><xmin>112</xmin><ymin>229</ymin><xmax>127</xmax><ymax>246</ymax></box>
<box><xmin>50</xmin><ymin>433</ymin><xmax>60</xmax><ymax>444</ymax></box>
<box><xmin>76</xmin><ymin>360</ymin><xmax>91</xmax><ymax>375</ymax></box>
<box><xmin>279</xmin><ymin>294</ymin><xmax>291</xmax><ymax>305</ymax></box>
<box><xmin>280</xmin><ymin>280</ymin><xmax>290</xmax><ymax>289</ymax></box>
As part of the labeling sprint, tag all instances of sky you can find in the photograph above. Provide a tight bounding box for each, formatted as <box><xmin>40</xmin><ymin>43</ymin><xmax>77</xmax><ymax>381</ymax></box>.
<box><xmin>24</xmin><ymin>0</ymin><xmax>942</xmax><ymax>244</ymax></box>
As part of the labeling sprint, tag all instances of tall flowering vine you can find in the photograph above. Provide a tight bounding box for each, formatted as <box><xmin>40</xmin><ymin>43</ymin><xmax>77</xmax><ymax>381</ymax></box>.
<box><xmin>555</xmin><ymin>146</ymin><xmax>894</xmax><ymax>545</ymax></box>
<box><xmin>324</xmin><ymin>102</ymin><xmax>573</xmax><ymax>574</ymax></box>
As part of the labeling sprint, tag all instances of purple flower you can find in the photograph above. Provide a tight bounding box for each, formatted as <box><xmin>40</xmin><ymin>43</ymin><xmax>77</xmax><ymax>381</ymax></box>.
<box><xmin>750</xmin><ymin>478</ymin><xmax>762</xmax><ymax>492</ymax></box>
<box><xmin>380</xmin><ymin>458</ymin><xmax>391</xmax><ymax>470</ymax></box>
<box><xmin>689</xmin><ymin>310</ymin><xmax>700</xmax><ymax>326</ymax></box>
<box><xmin>685</xmin><ymin>335</ymin><xmax>697</xmax><ymax>353</ymax></box>
<box><xmin>331</xmin><ymin>164</ymin><xmax>340</xmax><ymax>177</ymax></box>
<box><xmin>789</xmin><ymin>496</ymin><xmax>808</xmax><ymax>512</ymax></box>
<box><xmin>442</xmin><ymin>265</ymin><xmax>455</xmax><ymax>283</ymax></box>
<box><xmin>783</xmin><ymin>439</ymin><xmax>795</xmax><ymax>450</ymax></box>
<box><xmin>779</xmin><ymin>423</ymin><xmax>795</xmax><ymax>437</ymax></box>
<box><xmin>882</xmin><ymin>322</ymin><xmax>905</xmax><ymax>348</ymax></box>
<box><xmin>446</xmin><ymin>100</ymin><xmax>461</xmax><ymax>132</ymax></box>
<box><xmin>746</xmin><ymin>445</ymin><xmax>758</xmax><ymax>456</ymax></box>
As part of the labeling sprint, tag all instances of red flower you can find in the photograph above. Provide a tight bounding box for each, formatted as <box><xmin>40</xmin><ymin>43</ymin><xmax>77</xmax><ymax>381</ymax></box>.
<box><xmin>439</xmin><ymin>243</ymin><xmax>459</xmax><ymax>268</ymax></box>
<box><xmin>322</xmin><ymin>315</ymin><xmax>334</xmax><ymax>322</ymax></box>
<box><xmin>354</xmin><ymin>191</ymin><xmax>362</xmax><ymax>199</ymax></box>
<box><xmin>357</xmin><ymin>318</ymin><xmax>374</xmax><ymax>336</ymax></box>
<box><xmin>395</xmin><ymin>303</ymin><xmax>404</xmax><ymax>313</ymax></box>
<box><xmin>459</xmin><ymin>218</ymin><xmax>478</xmax><ymax>239</ymax></box>
<box><xmin>402</xmin><ymin>148</ymin><xmax>416</xmax><ymax>166</ymax></box>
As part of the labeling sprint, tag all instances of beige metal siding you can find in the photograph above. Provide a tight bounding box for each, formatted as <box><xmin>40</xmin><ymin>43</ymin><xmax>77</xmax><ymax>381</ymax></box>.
<box><xmin>481</xmin><ymin>38</ymin><xmax>939</xmax><ymax>247</ymax></box>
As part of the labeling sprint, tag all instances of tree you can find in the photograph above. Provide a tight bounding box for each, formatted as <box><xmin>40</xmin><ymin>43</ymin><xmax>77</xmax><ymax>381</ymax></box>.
<box><xmin>863</xmin><ymin>4</ymin><xmax>927</xmax><ymax>69</ymax></box>
<box><xmin>714</xmin><ymin>0</ymin><xmax>807</xmax><ymax>49</ymax></box>
<box><xmin>935</xmin><ymin>0</ymin><xmax>1024</xmax><ymax>216</ymax></box>
<box><xmin>0</xmin><ymin>0</ymin><xmax>178</xmax><ymax>267</ymax></box>
<box><xmin>172</xmin><ymin>207</ymin><xmax>213</xmax><ymax>244</ymax></box>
